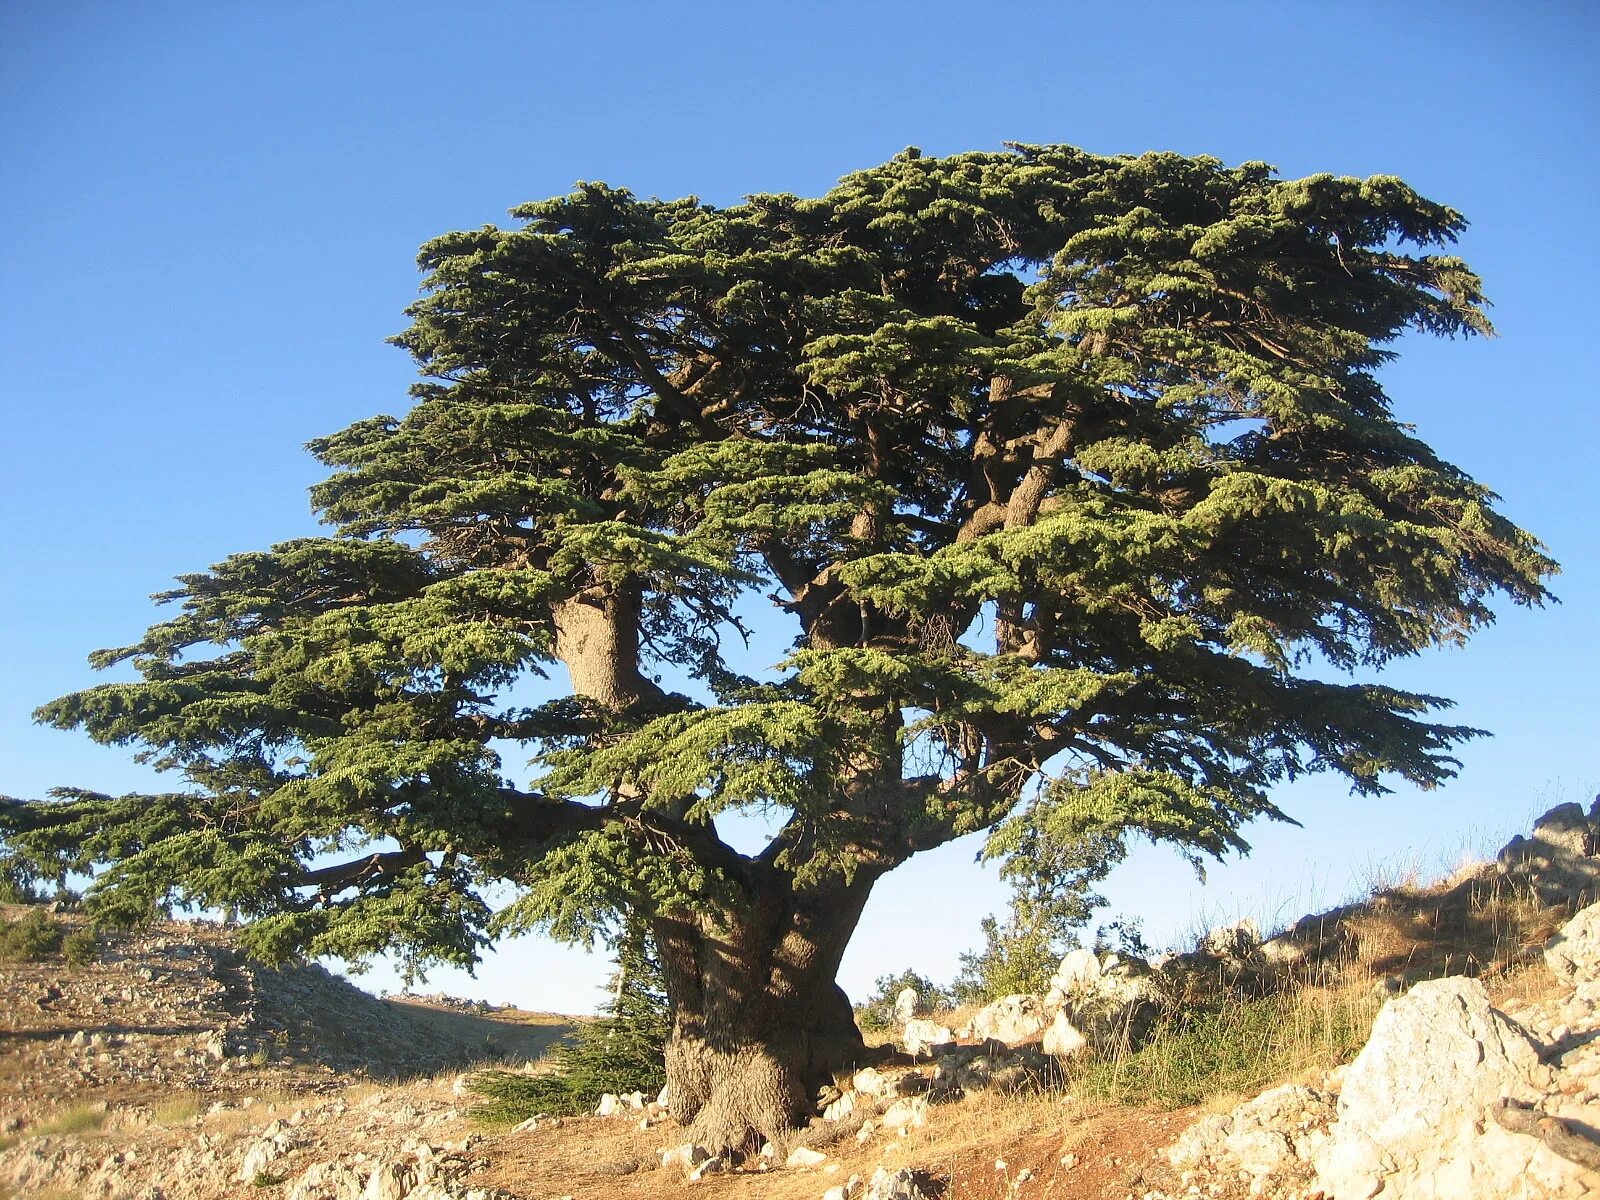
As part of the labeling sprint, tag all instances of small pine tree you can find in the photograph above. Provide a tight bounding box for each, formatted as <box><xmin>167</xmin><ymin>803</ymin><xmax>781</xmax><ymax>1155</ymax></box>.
<box><xmin>557</xmin><ymin>921</ymin><xmax>670</xmax><ymax>1102</ymax></box>
<box><xmin>469</xmin><ymin>922</ymin><xmax>669</xmax><ymax>1123</ymax></box>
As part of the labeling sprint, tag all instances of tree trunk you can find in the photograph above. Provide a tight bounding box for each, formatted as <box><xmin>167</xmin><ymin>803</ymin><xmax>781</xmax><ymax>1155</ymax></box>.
<box><xmin>652</xmin><ymin>871</ymin><xmax>884</xmax><ymax>1156</ymax></box>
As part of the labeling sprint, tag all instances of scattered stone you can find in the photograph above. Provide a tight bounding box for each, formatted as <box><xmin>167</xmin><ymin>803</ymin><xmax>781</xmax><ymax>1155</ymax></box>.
<box><xmin>880</xmin><ymin>1097</ymin><xmax>927</xmax><ymax>1132</ymax></box>
<box><xmin>1041</xmin><ymin>1009</ymin><xmax>1087</xmax><ymax>1059</ymax></box>
<box><xmin>1500</xmin><ymin>800</ymin><xmax>1600</xmax><ymax>903</ymax></box>
<box><xmin>660</xmin><ymin>1143</ymin><xmax>711</xmax><ymax>1174</ymax></box>
<box><xmin>688</xmin><ymin>1155</ymin><xmax>725</xmax><ymax>1182</ymax></box>
<box><xmin>893</xmin><ymin>987</ymin><xmax>919</xmax><ymax>1025</ymax></box>
<box><xmin>865</xmin><ymin>1165</ymin><xmax>934</xmax><ymax>1199</ymax></box>
<box><xmin>851</xmin><ymin>1067</ymin><xmax>890</xmax><ymax>1098</ymax></box>
<box><xmin>786</xmin><ymin>1145</ymin><xmax>827</xmax><ymax>1168</ymax></box>
<box><xmin>823</xmin><ymin>1091</ymin><xmax>856</xmax><ymax>1122</ymax></box>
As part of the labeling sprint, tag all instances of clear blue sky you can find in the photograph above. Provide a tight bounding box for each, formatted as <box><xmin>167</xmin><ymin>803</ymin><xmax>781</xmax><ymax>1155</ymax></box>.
<box><xmin>3</xmin><ymin>0</ymin><xmax>1595</xmax><ymax>1013</ymax></box>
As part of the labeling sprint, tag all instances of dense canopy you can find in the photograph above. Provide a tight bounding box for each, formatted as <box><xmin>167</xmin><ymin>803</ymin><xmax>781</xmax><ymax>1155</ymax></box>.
<box><xmin>0</xmin><ymin>143</ymin><xmax>1553</xmax><ymax>1148</ymax></box>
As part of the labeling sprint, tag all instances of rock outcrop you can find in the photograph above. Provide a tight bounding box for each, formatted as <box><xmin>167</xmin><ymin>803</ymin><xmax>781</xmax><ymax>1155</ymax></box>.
<box><xmin>1313</xmin><ymin>977</ymin><xmax>1569</xmax><ymax>1199</ymax></box>
<box><xmin>1500</xmin><ymin>801</ymin><xmax>1600</xmax><ymax>904</ymax></box>
<box><xmin>1156</xmin><ymin>895</ymin><xmax>1600</xmax><ymax>1200</ymax></box>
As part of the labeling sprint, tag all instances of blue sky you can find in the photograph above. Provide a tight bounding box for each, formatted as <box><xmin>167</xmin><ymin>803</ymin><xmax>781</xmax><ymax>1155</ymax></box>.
<box><xmin>2</xmin><ymin>1</ymin><xmax>1596</xmax><ymax>1012</ymax></box>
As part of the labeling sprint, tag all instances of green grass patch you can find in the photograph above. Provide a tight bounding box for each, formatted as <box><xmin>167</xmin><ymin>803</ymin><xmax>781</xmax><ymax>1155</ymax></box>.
<box><xmin>1072</xmin><ymin>986</ymin><xmax>1379</xmax><ymax>1109</ymax></box>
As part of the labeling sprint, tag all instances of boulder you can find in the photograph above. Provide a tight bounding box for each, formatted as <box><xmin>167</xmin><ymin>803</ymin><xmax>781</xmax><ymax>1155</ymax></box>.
<box><xmin>893</xmin><ymin>987</ymin><xmax>919</xmax><ymax>1025</ymax></box>
<box><xmin>785</xmin><ymin>1145</ymin><xmax>827</xmax><ymax>1168</ymax></box>
<box><xmin>361</xmin><ymin>1159</ymin><xmax>418</xmax><ymax>1200</ymax></box>
<box><xmin>880</xmin><ymin>1097</ymin><xmax>927</xmax><ymax>1132</ymax></box>
<box><xmin>865</xmin><ymin>1165</ymin><xmax>934</xmax><ymax>1199</ymax></box>
<box><xmin>1312</xmin><ymin>977</ymin><xmax>1585</xmax><ymax>1199</ymax></box>
<box><xmin>237</xmin><ymin>1120</ymin><xmax>304</xmax><ymax>1182</ymax></box>
<box><xmin>659</xmin><ymin>1143</ymin><xmax>710</xmax><ymax>1174</ymax></box>
<box><xmin>959</xmin><ymin>994</ymin><xmax>1047</xmax><ymax>1045</ymax></box>
<box><xmin>1201</xmin><ymin>917</ymin><xmax>1261</xmax><ymax>963</ymax></box>
<box><xmin>288</xmin><ymin>1161</ymin><xmax>366</xmax><ymax>1200</ymax></box>
<box><xmin>901</xmin><ymin>1019</ymin><xmax>954</xmax><ymax>1057</ymax></box>
<box><xmin>1041</xmin><ymin>1009</ymin><xmax>1088</xmax><ymax>1059</ymax></box>
<box><xmin>1546</xmin><ymin>900</ymin><xmax>1600</xmax><ymax>985</ymax></box>
<box><xmin>594</xmin><ymin>1093</ymin><xmax>623</xmax><ymax>1117</ymax></box>
<box><xmin>1499</xmin><ymin>800</ymin><xmax>1600</xmax><ymax>903</ymax></box>
<box><xmin>850</xmin><ymin>1067</ymin><xmax>890</xmax><ymax>1098</ymax></box>
<box><xmin>1051</xmin><ymin>948</ymin><xmax>1101</xmax><ymax>998</ymax></box>
<box><xmin>1167</xmin><ymin>1084</ymin><xmax>1334</xmax><ymax>1184</ymax></box>
<box><xmin>822</xmin><ymin>1090</ymin><xmax>856</xmax><ymax>1121</ymax></box>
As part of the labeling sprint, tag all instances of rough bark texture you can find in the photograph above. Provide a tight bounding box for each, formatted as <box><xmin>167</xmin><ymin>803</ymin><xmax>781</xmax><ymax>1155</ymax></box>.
<box><xmin>653</xmin><ymin>874</ymin><xmax>884</xmax><ymax>1155</ymax></box>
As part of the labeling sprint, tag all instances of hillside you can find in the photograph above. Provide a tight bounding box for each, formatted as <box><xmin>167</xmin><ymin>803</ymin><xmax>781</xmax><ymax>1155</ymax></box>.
<box><xmin>3</xmin><ymin>801</ymin><xmax>1599</xmax><ymax>1199</ymax></box>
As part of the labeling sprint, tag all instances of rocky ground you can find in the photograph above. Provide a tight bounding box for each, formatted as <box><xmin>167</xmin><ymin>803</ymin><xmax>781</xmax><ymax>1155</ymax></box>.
<box><xmin>0</xmin><ymin>910</ymin><xmax>572</xmax><ymax>1130</ymax></box>
<box><xmin>6</xmin><ymin>800</ymin><xmax>1600</xmax><ymax>1199</ymax></box>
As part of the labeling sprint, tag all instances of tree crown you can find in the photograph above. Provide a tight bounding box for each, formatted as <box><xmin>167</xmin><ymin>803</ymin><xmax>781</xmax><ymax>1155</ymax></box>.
<box><xmin>1</xmin><ymin>144</ymin><xmax>1553</xmax><ymax>977</ymax></box>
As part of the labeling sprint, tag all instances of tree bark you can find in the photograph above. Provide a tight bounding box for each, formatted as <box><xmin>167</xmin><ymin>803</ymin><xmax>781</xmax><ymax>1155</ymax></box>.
<box><xmin>651</xmin><ymin>871</ymin><xmax>884</xmax><ymax>1156</ymax></box>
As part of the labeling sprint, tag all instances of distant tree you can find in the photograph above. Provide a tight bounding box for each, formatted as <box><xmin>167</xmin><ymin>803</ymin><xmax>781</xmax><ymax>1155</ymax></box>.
<box><xmin>0</xmin><ymin>144</ymin><xmax>1553</xmax><ymax>1152</ymax></box>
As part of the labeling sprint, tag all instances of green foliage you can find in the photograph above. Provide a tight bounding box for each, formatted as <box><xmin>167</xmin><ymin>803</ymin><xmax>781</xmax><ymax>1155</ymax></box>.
<box><xmin>61</xmin><ymin>928</ymin><xmax>99</xmax><ymax>968</ymax></box>
<box><xmin>0</xmin><ymin>145</ymin><xmax>1554</xmax><ymax>1015</ymax></box>
<box><xmin>953</xmin><ymin>914</ymin><xmax>1063</xmax><ymax>1003</ymax></box>
<box><xmin>854</xmin><ymin>969</ymin><xmax>956</xmax><ymax>1032</ymax></box>
<box><xmin>0</xmin><ymin>907</ymin><xmax>64</xmax><ymax>962</ymax></box>
<box><xmin>0</xmin><ymin>875</ymin><xmax>39</xmax><ymax>905</ymax></box>
<box><xmin>469</xmin><ymin>923</ymin><xmax>668</xmax><ymax>1124</ymax></box>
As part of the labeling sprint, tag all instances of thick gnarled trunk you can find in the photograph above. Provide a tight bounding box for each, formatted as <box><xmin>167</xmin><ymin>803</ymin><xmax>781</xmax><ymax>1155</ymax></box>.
<box><xmin>652</xmin><ymin>873</ymin><xmax>883</xmax><ymax>1155</ymax></box>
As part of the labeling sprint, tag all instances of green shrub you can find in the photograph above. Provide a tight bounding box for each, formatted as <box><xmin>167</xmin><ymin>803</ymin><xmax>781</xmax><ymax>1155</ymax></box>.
<box><xmin>951</xmin><ymin>914</ymin><xmax>1062</xmax><ymax>1004</ymax></box>
<box><xmin>0</xmin><ymin>908</ymin><xmax>65</xmax><ymax>962</ymax></box>
<box><xmin>854</xmin><ymin>969</ymin><xmax>955</xmax><ymax>1032</ymax></box>
<box><xmin>61</xmin><ymin>928</ymin><xmax>99</xmax><ymax>968</ymax></box>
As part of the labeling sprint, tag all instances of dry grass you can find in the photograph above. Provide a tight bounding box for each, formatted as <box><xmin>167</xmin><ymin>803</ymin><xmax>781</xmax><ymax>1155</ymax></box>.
<box><xmin>29</xmin><ymin>1103</ymin><xmax>110</xmax><ymax>1139</ymax></box>
<box><xmin>151</xmin><ymin>1092</ymin><xmax>206</xmax><ymax>1127</ymax></box>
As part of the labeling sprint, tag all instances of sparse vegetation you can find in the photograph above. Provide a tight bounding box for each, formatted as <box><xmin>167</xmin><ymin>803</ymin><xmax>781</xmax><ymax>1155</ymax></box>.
<box><xmin>1073</xmin><ymin>984</ymin><xmax>1381</xmax><ymax>1109</ymax></box>
<box><xmin>152</xmin><ymin>1094</ymin><xmax>206</xmax><ymax>1126</ymax></box>
<box><xmin>30</xmin><ymin>1104</ymin><xmax>108</xmax><ymax>1138</ymax></box>
<box><xmin>469</xmin><ymin>923</ymin><xmax>668</xmax><ymax>1126</ymax></box>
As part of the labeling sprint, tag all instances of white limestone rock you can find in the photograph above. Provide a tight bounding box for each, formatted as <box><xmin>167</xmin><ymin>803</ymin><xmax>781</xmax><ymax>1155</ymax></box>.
<box><xmin>1547</xmin><ymin>901</ymin><xmax>1600</xmax><ymax>985</ymax></box>
<box><xmin>901</xmin><ymin>1019</ymin><xmax>954</xmax><ymax>1057</ymax></box>
<box><xmin>893</xmin><ymin>987</ymin><xmax>919</xmax><ymax>1025</ymax></box>
<box><xmin>959</xmin><ymin>994</ymin><xmax>1047</xmax><ymax>1045</ymax></box>
<box><xmin>1312</xmin><ymin>976</ymin><xmax>1588</xmax><ymax>1199</ymax></box>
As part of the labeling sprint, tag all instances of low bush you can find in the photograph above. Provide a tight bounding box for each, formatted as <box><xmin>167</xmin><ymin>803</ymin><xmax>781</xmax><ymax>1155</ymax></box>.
<box><xmin>61</xmin><ymin>928</ymin><xmax>99</xmax><ymax>967</ymax></box>
<box><xmin>32</xmin><ymin>1104</ymin><xmax>109</xmax><ymax>1138</ymax></box>
<box><xmin>0</xmin><ymin>908</ymin><xmax>65</xmax><ymax>962</ymax></box>
<box><xmin>468</xmin><ymin>922</ymin><xmax>668</xmax><ymax>1126</ymax></box>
